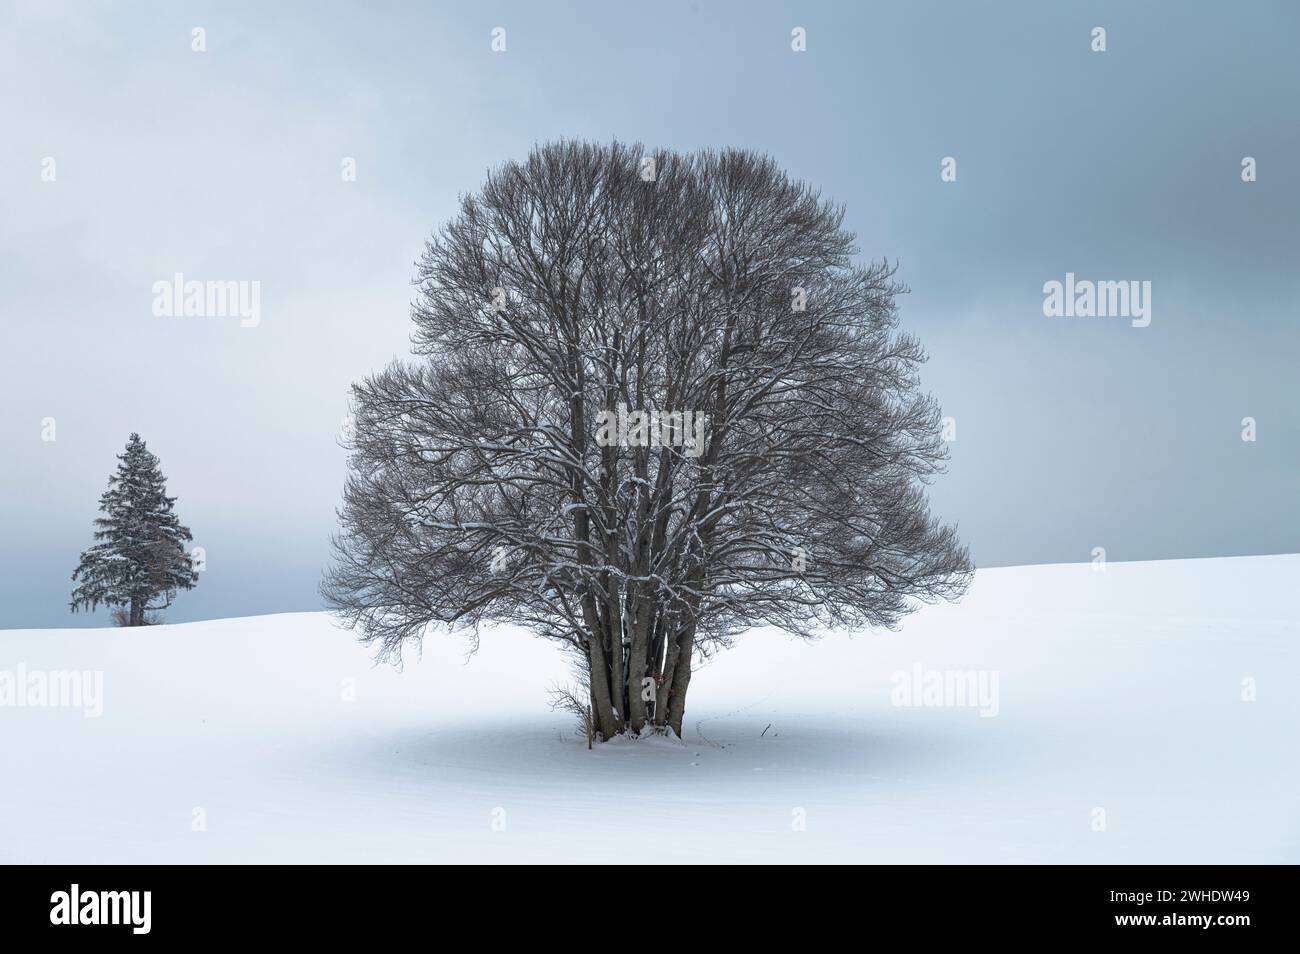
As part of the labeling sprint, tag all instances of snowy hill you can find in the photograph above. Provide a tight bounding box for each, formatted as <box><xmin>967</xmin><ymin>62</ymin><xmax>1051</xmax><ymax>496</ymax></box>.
<box><xmin>2</xmin><ymin>555</ymin><xmax>1297</xmax><ymax>864</ymax></box>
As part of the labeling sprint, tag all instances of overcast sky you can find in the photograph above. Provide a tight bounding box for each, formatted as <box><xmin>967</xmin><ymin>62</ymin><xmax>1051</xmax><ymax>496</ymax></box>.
<box><xmin>2</xmin><ymin>0</ymin><xmax>1297</xmax><ymax>628</ymax></box>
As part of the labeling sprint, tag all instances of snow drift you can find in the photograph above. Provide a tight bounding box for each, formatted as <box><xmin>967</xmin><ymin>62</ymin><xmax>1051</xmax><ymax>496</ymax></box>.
<box><xmin>2</xmin><ymin>555</ymin><xmax>1296</xmax><ymax>863</ymax></box>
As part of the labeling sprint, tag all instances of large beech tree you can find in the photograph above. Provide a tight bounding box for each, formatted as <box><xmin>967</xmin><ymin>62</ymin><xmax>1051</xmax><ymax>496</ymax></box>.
<box><xmin>323</xmin><ymin>141</ymin><xmax>971</xmax><ymax>740</ymax></box>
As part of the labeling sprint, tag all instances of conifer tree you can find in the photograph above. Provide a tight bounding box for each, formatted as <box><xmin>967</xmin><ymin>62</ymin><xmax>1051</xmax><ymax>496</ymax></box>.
<box><xmin>70</xmin><ymin>433</ymin><xmax>198</xmax><ymax>626</ymax></box>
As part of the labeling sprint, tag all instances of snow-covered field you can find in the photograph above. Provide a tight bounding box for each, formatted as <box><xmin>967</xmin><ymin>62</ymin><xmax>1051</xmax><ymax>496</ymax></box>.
<box><xmin>2</xmin><ymin>555</ymin><xmax>1296</xmax><ymax>864</ymax></box>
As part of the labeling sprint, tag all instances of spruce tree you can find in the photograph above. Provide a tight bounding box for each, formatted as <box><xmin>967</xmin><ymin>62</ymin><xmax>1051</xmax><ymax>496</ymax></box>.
<box><xmin>70</xmin><ymin>433</ymin><xmax>198</xmax><ymax>626</ymax></box>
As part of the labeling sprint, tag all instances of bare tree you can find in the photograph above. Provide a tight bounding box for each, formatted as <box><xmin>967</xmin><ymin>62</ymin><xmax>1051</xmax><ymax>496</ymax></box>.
<box><xmin>323</xmin><ymin>141</ymin><xmax>971</xmax><ymax>740</ymax></box>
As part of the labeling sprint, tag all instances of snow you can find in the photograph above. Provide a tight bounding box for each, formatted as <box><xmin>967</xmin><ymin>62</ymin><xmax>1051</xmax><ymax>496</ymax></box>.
<box><xmin>2</xmin><ymin>554</ymin><xmax>1297</xmax><ymax>863</ymax></box>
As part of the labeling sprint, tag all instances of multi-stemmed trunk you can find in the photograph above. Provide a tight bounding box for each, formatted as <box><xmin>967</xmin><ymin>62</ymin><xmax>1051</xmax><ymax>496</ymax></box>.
<box><xmin>583</xmin><ymin>586</ymin><xmax>700</xmax><ymax>741</ymax></box>
<box><xmin>586</xmin><ymin>640</ymin><xmax>697</xmax><ymax>741</ymax></box>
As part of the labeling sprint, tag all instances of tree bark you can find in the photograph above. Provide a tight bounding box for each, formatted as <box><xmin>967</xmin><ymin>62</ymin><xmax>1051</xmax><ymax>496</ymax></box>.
<box><xmin>625</xmin><ymin>591</ymin><xmax>651</xmax><ymax>733</ymax></box>
<box><xmin>654</xmin><ymin>612</ymin><xmax>680</xmax><ymax>730</ymax></box>
<box><xmin>605</xmin><ymin>579</ymin><xmax>625</xmax><ymax>726</ymax></box>
<box><xmin>664</xmin><ymin>620</ymin><xmax>696</xmax><ymax>738</ymax></box>
<box><xmin>580</xmin><ymin>596</ymin><xmax>620</xmax><ymax>741</ymax></box>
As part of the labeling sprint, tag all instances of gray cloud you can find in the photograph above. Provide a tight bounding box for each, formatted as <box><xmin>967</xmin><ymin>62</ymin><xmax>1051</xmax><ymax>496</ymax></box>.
<box><xmin>2</xmin><ymin>0</ymin><xmax>1296</xmax><ymax>627</ymax></box>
